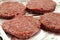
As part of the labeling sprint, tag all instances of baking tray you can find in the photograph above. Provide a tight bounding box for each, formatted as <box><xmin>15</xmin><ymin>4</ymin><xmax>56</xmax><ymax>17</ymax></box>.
<box><xmin>0</xmin><ymin>0</ymin><xmax>60</xmax><ymax>40</ymax></box>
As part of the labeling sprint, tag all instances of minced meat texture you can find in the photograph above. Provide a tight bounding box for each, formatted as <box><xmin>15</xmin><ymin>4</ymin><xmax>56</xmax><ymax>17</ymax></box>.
<box><xmin>2</xmin><ymin>15</ymin><xmax>41</xmax><ymax>39</ymax></box>
<box><xmin>0</xmin><ymin>2</ymin><xmax>26</xmax><ymax>19</ymax></box>
<box><xmin>26</xmin><ymin>0</ymin><xmax>56</xmax><ymax>14</ymax></box>
<box><xmin>40</xmin><ymin>13</ymin><xmax>60</xmax><ymax>33</ymax></box>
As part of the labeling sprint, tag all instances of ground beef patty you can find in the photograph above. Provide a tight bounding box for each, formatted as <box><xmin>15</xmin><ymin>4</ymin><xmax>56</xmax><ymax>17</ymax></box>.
<box><xmin>40</xmin><ymin>13</ymin><xmax>60</xmax><ymax>33</ymax></box>
<box><xmin>26</xmin><ymin>0</ymin><xmax>56</xmax><ymax>14</ymax></box>
<box><xmin>0</xmin><ymin>2</ymin><xmax>25</xmax><ymax>19</ymax></box>
<box><xmin>2</xmin><ymin>15</ymin><xmax>41</xmax><ymax>39</ymax></box>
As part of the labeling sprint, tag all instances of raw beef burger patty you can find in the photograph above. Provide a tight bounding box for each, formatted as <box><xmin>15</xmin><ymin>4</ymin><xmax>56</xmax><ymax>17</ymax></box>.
<box><xmin>0</xmin><ymin>2</ymin><xmax>25</xmax><ymax>19</ymax></box>
<box><xmin>2</xmin><ymin>15</ymin><xmax>41</xmax><ymax>39</ymax></box>
<box><xmin>26</xmin><ymin>0</ymin><xmax>56</xmax><ymax>14</ymax></box>
<box><xmin>40</xmin><ymin>13</ymin><xmax>60</xmax><ymax>33</ymax></box>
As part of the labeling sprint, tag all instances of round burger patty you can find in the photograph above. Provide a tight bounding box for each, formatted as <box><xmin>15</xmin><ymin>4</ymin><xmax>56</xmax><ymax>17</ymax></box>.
<box><xmin>2</xmin><ymin>15</ymin><xmax>41</xmax><ymax>39</ymax></box>
<box><xmin>40</xmin><ymin>13</ymin><xmax>60</xmax><ymax>33</ymax></box>
<box><xmin>0</xmin><ymin>2</ymin><xmax>25</xmax><ymax>19</ymax></box>
<box><xmin>26</xmin><ymin>0</ymin><xmax>56</xmax><ymax>14</ymax></box>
